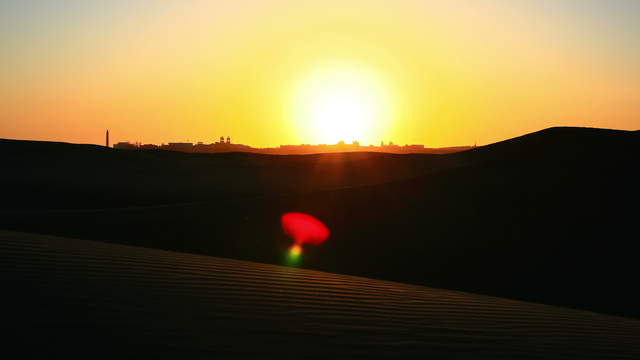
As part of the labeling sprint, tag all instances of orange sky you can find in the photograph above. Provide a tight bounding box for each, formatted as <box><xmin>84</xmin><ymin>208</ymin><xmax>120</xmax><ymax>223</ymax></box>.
<box><xmin>1</xmin><ymin>0</ymin><xmax>639</xmax><ymax>147</ymax></box>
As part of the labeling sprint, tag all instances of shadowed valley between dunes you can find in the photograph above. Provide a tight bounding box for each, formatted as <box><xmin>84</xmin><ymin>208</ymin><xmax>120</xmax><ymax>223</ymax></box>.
<box><xmin>1</xmin><ymin>126</ymin><xmax>639</xmax><ymax>319</ymax></box>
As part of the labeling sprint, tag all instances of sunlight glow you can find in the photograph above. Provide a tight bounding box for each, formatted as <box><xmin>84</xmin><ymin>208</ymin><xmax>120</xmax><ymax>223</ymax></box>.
<box><xmin>3</xmin><ymin>2</ymin><xmax>639</xmax><ymax>146</ymax></box>
<box><xmin>291</xmin><ymin>66</ymin><xmax>392</xmax><ymax>144</ymax></box>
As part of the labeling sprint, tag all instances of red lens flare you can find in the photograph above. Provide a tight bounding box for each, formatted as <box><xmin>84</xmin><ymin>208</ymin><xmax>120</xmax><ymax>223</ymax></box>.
<box><xmin>281</xmin><ymin>212</ymin><xmax>330</xmax><ymax>245</ymax></box>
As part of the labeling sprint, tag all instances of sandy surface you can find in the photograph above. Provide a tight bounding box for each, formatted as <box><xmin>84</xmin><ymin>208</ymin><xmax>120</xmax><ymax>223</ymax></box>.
<box><xmin>2</xmin><ymin>229</ymin><xmax>639</xmax><ymax>359</ymax></box>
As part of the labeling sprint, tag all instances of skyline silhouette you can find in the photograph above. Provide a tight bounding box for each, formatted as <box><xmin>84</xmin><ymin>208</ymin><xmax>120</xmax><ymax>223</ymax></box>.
<box><xmin>110</xmin><ymin>129</ymin><xmax>474</xmax><ymax>155</ymax></box>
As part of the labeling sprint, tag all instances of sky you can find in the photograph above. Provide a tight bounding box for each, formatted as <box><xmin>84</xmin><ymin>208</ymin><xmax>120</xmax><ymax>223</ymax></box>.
<box><xmin>1</xmin><ymin>0</ymin><xmax>639</xmax><ymax>147</ymax></box>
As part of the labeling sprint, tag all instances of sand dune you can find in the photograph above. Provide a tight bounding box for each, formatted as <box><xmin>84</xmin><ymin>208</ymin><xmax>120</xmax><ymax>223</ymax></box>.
<box><xmin>2</xmin><ymin>230</ymin><xmax>639</xmax><ymax>359</ymax></box>
<box><xmin>3</xmin><ymin>127</ymin><xmax>638</xmax><ymax>318</ymax></box>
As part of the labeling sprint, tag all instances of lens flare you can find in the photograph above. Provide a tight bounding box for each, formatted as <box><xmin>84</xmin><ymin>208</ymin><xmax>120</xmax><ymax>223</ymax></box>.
<box><xmin>289</xmin><ymin>244</ymin><xmax>303</xmax><ymax>256</ymax></box>
<box><xmin>281</xmin><ymin>212</ymin><xmax>329</xmax><ymax>267</ymax></box>
<box><xmin>281</xmin><ymin>212</ymin><xmax>330</xmax><ymax>245</ymax></box>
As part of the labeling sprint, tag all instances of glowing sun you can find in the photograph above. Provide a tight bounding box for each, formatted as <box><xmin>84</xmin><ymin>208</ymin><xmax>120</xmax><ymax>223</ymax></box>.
<box><xmin>291</xmin><ymin>65</ymin><xmax>391</xmax><ymax>144</ymax></box>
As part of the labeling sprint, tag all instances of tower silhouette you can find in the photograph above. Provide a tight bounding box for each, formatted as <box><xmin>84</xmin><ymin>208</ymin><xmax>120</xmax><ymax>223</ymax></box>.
<box><xmin>106</xmin><ymin>130</ymin><xmax>109</xmax><ymax>147</ymax></box>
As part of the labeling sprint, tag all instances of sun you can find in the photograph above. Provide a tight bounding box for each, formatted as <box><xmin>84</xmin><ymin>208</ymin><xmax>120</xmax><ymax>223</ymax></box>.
<box><xmin>291</xmin><ymin>65</ymin><xmax>391</xmax><ymax>144</ymax></box>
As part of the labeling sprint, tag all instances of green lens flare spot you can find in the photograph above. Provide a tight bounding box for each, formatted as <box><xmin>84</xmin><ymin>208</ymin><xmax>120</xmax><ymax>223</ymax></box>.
<box><xmin>284</xmin><ymin>244</ymin><xmax>302</xmax><ymax>267</ymax></box>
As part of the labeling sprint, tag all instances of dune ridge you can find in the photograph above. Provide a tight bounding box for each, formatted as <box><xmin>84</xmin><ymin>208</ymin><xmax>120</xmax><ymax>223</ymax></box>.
<box><xmin>2</xmin><ymin>127</ymin><xmax>639</xmax><ymax>319</ymax></box>
<box><xmin>2</xmin><ymin>230</ymin><xmax>639</xmax><ymax>359</ymax></box>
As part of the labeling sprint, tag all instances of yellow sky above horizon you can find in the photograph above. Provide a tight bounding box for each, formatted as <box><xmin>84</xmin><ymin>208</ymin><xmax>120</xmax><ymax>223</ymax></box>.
<box><xmin>1</xmin><ymin>0</ymin><xmax>639</xmax><ymax>147</ymax></box>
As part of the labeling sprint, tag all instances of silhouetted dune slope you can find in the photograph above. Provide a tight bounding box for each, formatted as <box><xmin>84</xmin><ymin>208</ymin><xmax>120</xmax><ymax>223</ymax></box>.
<box><xmin>2</xmin><ymin>230</ymin><xmax>640</xmax><ymax>359</ymax></box>
<box><xmin>0</xmin><ymin>138</ymin><xmax>459</xmax><ymax>210</ymax></box>
<box><xmin>1</xmin><ymin>127</ymin><xmax>639</xmax><ymax>318</ymax></box>
<box><xmin>456</xmin><ymin>126</ymin><xmax>638</xmax><ymax>165</ymax></box>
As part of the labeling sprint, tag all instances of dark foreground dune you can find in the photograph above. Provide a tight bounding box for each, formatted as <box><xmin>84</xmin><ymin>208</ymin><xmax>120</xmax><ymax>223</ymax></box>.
<box><xmin>2</xmin><ymin>230</ymin><xmax>639</xmax><ymax>359</ymax></box>
<box><xmin>2</xmin><ymin>127</ymin><xmax>639</xmax><ymax>319</ymax></box>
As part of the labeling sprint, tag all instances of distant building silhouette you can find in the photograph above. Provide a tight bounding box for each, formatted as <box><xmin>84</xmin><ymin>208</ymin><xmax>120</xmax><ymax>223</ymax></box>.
<box><xmin>106</xmin><ymin>130</ymin><xmax>109</xmax><ymax>148</ymax></box>
<box><xmin>114</xmin><ymin>141</ymin><xmax>137</xmax><ymax>150</ymax></box>
<box><xmin>167</xmin><ymin>142</ymin><xmax>193</xmax><ymax>152</ymax></box>
<box><xmin>112</xmin><ymin>135</ymin><xmax>472</xmax><ymax>155</ymax></box>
